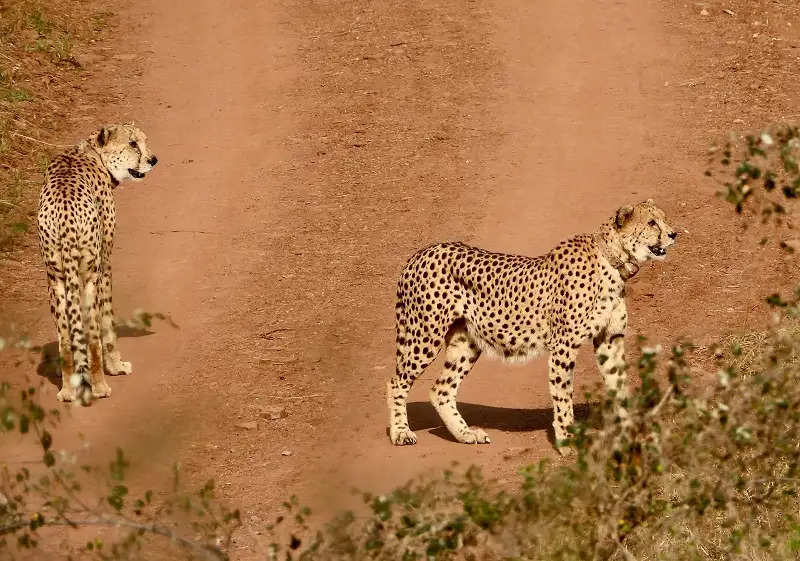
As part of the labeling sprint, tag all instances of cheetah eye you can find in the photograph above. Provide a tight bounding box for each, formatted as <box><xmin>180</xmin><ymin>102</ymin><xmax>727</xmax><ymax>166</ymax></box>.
<box><xmin>129</xmin><ymin>141</ymin><xmax>138</xmax><ymax>148</ymax></box>
<box><xmin>648</xmin><ymin>219</ymin><xmax>657</xmax><ymax>227</ymax></box>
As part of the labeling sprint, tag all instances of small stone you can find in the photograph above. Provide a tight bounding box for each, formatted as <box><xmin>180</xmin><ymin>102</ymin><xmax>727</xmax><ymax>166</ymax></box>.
<box><xmin>783</xmin><ymin>238</ymin><xmax>800</xmax><ymax>252</ymax></box>
<box><xmin>281</xmin><ymin>450</ymin><xmax>293</xmax><ymax>456</ymax></box>
<box><xmin>259</xmin><ymin>405</ymin><xmax>287</xmax><ymax>420</ymax></box>
<box><xmin>502</xmin><ymin>446</ymin><xmax>530</xmax><ymax>459</ymax></box>
<box><xmin>700</xmin><ymin>8</ymin><xmax>709</xmax><ymax>15</ymax></box>
<box><xmin>235</xmin><ymin>421</ymin><xmax>258</xmax><ymax>430</ymax></box>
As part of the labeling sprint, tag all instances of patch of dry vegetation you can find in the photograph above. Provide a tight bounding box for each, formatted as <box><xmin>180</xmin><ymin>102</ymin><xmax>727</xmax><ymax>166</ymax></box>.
<box><xmin>721</xmin><ymin>319</ymin><xmax>800</xmax><ymax>374</ymax></box>
<box><xmin>255</xmin><ymin>339</ymin><xmax>800</xmax><ymax>560</ymax></box>
<box><xmin>0</xmin><ymin>1</ymin><xmax>114</xmax><ymax>250</ymax></box>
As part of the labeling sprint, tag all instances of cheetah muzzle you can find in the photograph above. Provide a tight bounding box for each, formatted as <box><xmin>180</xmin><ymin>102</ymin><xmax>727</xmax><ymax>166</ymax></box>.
<box><xmin>38</xmin><ymin>124</ymin><xmax>158</xmax><ymax>404</ymax></box>
<box><xmin>386</xmin><ymin>199</ymin><xmax>677</xmax><ymax>455</ymax></box>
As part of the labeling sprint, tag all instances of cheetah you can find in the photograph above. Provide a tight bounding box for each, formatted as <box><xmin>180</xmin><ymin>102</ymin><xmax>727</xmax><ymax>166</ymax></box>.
<box><xmin>37</xmin><ymin>124</ymin><xmax>158</xmax><ymax>403</ymax></box>
<box><xmin>387</xmin><ymin>199</ymin><xmax>677</xmax><ymax>454</ymax></box>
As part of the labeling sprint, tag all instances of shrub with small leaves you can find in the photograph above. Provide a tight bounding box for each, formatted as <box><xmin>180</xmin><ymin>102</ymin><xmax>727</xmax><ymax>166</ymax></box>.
<box><xmin>0</xmin><ymin>314</ymin><xmax>237</xmax><ymax>560</ymax></box>
<box><xmin>258</xmin><ymin>336</ymin><xmax>800</xmax><ymax>560</ymax></box>
<box><xmin>708</xmin><ymin>125</ymin><xmax>800</xmax><ymax>219</ymax></box>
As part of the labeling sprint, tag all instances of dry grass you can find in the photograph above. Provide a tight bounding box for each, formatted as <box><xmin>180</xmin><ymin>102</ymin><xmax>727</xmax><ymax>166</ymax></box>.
<box><xmin>721</xmin><ymin>319</ymin><xmax>800</xmax><ymax>374</ymax></box>
<box><xmin>0</xmin><ymin>1</ymin><xmax>114</xmax><ymax>250</ymax></box>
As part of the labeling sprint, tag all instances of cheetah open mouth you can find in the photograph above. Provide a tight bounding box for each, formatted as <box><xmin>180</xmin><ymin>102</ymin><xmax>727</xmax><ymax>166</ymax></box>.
<box><xmin>649</xmin><ymin>245</ymin><xmax>667</xmax><ymax>257</ymax></box>
<box><xmin>128</xmin><ymin>168</ymin><xmax>146</xmax><ymax>179</ymax></box>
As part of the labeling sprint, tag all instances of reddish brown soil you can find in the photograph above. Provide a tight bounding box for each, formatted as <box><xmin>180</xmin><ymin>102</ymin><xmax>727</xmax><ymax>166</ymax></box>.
<box><xmin>2</xmin><ymin>0</ymin><xmax>799</xmax><ymax>558</ymax></box>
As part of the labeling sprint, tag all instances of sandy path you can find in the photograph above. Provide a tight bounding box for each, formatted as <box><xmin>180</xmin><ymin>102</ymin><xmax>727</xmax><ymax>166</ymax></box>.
<box><xmin>5</xmin><ymin>0</ymin><xmax>798</xmax><ymax>558</ymax></box>
<box><xmin>4</xmin><ymin>0</ymin><xmax>297</xmax><ymax>490</ymax></box>
<box><xmin>4</xmin><ymin>0</ymin><xmax>686</xmax><ymax>525</ymax></box>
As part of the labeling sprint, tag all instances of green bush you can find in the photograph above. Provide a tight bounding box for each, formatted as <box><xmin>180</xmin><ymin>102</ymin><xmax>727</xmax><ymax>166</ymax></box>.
<box><xmin>259</xmin><ymin>336</ymin><xmax>800</xmax><ymax>560</ymax></box>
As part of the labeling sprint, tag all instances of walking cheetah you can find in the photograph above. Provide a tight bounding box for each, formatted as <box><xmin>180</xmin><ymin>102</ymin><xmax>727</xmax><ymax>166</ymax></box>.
<box><xmin>37</xmin><ymin>124</ymin><xmax>158</xmax><ymax>403</ymax></box>
<box><xmin>387</xmin><ymin>199</ymin><xmax>676</xmax><ymax>454</ymax></box>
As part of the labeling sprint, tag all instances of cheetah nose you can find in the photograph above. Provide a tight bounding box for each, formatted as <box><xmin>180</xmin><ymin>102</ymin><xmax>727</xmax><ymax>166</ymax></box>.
<box><xmin>147</xmin><ymin>155</ymin><xmax>158</xmax><ymax>166</ymax></box>
<box><xmin>668</xmin><ymin>231</ymin><xmax>677</xmax><ymax>240</ymax></box>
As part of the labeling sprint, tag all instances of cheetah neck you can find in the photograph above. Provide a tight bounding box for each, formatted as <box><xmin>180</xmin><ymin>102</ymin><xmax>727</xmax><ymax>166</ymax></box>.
<box><xmin>83</xmin><ymin>142</ymin><xmax>119</xmax><ymax>188</ymax></box>
<box><xmin>593</xmin><ymin>231</ymin><xmax>639</xmax><ymax>281</ymax></box>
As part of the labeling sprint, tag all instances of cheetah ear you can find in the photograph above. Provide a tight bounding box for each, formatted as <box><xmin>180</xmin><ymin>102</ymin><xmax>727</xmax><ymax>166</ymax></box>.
<box><xmin>646</xmin><ymin>198</ymin><xmax>655</xmax><ymax>205</ymax></box>
<box><xmin>615</xmin><ymin>205</ymin><xmax>634</xmax><ymax>229</ymax></box>
<box><xmin>97</xmin><ymin>127</ymin><xmax>110</xmax><ymax>147</ymax></box>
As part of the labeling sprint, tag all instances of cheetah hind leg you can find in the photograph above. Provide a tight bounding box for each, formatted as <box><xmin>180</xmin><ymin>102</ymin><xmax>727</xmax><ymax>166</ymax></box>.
<box><xmin>429</xmin><ymin>322</ymin><xmax>488</xmax><ymax>444</ymax></box>
<box><xmin>99</xmin><ymin>270</ymin><xmax>132</xmax><ymax>376</ymax></box>
<box><xmin>104</xmin><ymin>350</ymin><xmax>132</xmax><ymax>376</ymax></box>
<box><xmin>49</xmin><ymin>277</ymin><xmax>77</xmax><ymax>402</ymax></box>
<box><xmin>386</xmin><ymin>377</ymin><xmax>418</xmax><ymax>446</ymax></box>
<box><xmin>84</xmin><ymin>273</ymin><xmax>111</xmax><ymax>398</ymax></box>
<box><xmin>387</xmin><ymin>323</ymin><xmax>443</xmax><ymax>446</ymax></box>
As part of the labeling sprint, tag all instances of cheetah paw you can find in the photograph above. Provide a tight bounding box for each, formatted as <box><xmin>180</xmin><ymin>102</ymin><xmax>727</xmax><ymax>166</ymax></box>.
<box><xmin>390</xmin><ymin>429</ymin><xmax>418</xmax><ymax>446</ymax></box>
<box><xmin>92</xmin><ymin>382</ymin><xmax>112</xmax><ymax>399</ymax></box>
<box><xmin>457</xmin><ymin>428</ymin><xmax>491</xmax><ymax>444</ymax></box>
<box><xmin>56</xmin><ymin>387</ymin><xmax>76</xmax><ymax>402</ymax></box>
<box><xmin>556</xmin><ymin>442</ymin><xmax>576</xmax><ymax>457</ymax></box>
<box><xmin>106</xmin><ymin>360</ymin><xmax>132</xmax><ymax>376</ymax></box>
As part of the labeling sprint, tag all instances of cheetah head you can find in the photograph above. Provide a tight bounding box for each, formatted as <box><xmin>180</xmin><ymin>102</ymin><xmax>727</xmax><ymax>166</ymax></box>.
<box><xmin>89</xmin><ymin>124</ymin><xmax>158</xmax><ymax>184</ymax></box>
<box><xmin>613</xmin><ymin>199</ymin><xmax>677</xmax><ymax>264</ymax></box>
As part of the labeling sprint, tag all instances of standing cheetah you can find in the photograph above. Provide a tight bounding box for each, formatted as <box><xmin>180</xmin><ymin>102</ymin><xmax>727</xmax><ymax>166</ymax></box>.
<box><xmin>38</xmin><ymin>124</ymin><xmax>158</xmax><ymax>403</ymax></box>
<box><xmin>387</xmin><ymin>200</ymin><xmax>676</xmax><ymax>454</ymax></box>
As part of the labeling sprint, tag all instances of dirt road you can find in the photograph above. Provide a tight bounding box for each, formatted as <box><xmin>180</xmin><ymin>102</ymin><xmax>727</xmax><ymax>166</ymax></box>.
<box><xmin>4</xmin><ymin>0</ymin><xmax>799</xmax><ymax>558</ymax></box>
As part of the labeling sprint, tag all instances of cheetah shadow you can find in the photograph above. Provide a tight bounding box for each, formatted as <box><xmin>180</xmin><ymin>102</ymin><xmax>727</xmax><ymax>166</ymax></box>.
<box><xmin>407</xmin><ymin>401</ymin><xmax>595</xmax><ymax>446</ymax></box>
<box><xmin>35</xmin><ymin>325</ymin><xmax>154</xmax><ymax>389</ymax></box>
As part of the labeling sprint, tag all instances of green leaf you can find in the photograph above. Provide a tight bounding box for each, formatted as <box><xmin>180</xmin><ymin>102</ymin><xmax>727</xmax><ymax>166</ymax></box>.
<box><xmin>40</xmin><ymin>430</ymin><xmax>52</xmax><ymax>451</ymax></box>
<box><xmin>107</xmin><ymin>484</ymin><xmax>128</xmax><ymax>512</ymax></box>
<box><xmin>109</xmin><ymin>448</ymin><xmax>129</xmax><ymax>481</ymax></box>
<box><xmin>766</xmin><ymin>294</ymin><xmax>788</xmax><ymax>307</ymax></box>
<box><xmin>19</xmin><ymin>414</ymin><xmax>29</xmax><ymax>434</ymax></box>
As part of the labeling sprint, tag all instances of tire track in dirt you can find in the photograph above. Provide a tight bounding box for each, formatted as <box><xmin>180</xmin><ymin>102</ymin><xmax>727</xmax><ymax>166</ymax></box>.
<box><xmin>204</xmin><ymin>0</ymin><xmax>508</xmax><ymax>533</ymax></box>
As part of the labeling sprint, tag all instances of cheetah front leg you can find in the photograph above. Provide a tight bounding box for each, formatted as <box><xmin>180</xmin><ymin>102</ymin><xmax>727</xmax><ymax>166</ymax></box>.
<box><xmin>98</xmin><ymin>266</ymin><xmax>132</xmax><ymax>376</ymax></box>
<box><xmin>547</xmin><ymin>344</ymin><xmax>578</xmax><ymax>456</ymax></box>
<box><xmin>429</xmin><ymin>325</ymin><xmax>488</xmax><ymax>444</ymax></box>
<box><xmin>593</xmin><ymin>300</ymin><xmax>629</xmax><ymax>415</ymax></box>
